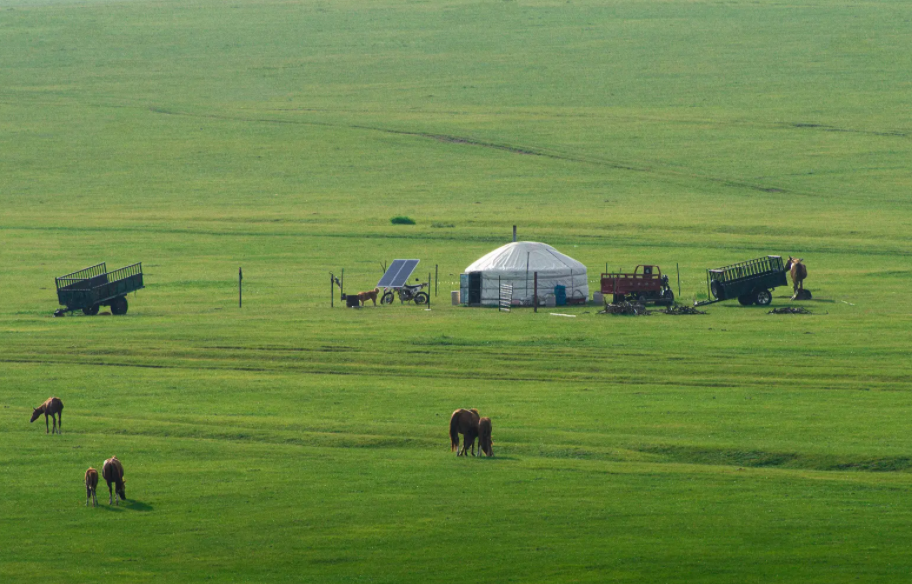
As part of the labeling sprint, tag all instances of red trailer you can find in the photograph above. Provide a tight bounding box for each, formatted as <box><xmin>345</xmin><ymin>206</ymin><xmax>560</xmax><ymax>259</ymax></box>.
<box><xmin>601</xmin><ymin>265</ymin><xmax>675</xmax><ymax>305</ymax></box>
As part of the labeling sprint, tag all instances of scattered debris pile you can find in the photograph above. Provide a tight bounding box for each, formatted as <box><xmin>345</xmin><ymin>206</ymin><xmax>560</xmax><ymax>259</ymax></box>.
<box><xmin>599</xmin><ymin>302</ymin><xmax>650</xmax><ymax>316</ymax></box>
<box><xmin>768</xmin><ymin>307</ymin><xmax>813</xmax><ymax>315</ymax></box>
<box><xmin>663</xmin><ymin>305</ymin><xmax>707</xmax><ymax>315</ymax></box>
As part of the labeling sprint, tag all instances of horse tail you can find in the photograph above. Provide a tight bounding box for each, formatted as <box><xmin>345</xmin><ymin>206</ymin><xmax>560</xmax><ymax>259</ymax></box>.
<box><xmin>449</xmin><ymin>410</ymin><xmax>460</xmax><ymax>451</ymax></box>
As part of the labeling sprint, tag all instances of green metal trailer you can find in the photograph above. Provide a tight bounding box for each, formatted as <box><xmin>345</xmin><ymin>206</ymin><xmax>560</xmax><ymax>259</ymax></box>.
<box><xmin>54</xmin><ymin>262</ymin><xmax>144</xmax><ymax>316</ymax></box>
<box><xmin>695</xmin><ymin>255</ymin><xmax>788</xmax><ymax>307</ymax></box>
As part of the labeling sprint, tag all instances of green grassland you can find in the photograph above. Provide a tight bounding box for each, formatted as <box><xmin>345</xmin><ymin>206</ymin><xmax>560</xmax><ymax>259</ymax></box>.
<box><xmin>2</xmin><ymin>0</ymin><xmax>912</xmax><ymax>581</ymax></box>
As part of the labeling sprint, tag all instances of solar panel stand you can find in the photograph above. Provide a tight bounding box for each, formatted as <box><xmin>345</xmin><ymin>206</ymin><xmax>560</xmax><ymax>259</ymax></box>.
<box><xmin>377</xmin><ymin>259</ymin><xmax>420</xmax><ymax>289</ymax></box>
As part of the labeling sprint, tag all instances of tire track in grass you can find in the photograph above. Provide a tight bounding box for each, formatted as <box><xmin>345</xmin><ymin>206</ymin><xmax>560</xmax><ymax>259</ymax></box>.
<box><xmin>0</xmin><ymin>355</ymin><xmax>892</xmax><ymax>391</ymax></box>
<box><xmin>3</xmin><ymin>222</ymin><xmax>911</xmax><ymax>257</ymax></box>
<box><xmin>52</xmin><ymin>414</ymin><xmax>912</xmax><ymax>474</ymax></box>
<box><xmin>149</xmin><ymin>107</ymin><xmax>792</xmax><ymax>196</ymax></box>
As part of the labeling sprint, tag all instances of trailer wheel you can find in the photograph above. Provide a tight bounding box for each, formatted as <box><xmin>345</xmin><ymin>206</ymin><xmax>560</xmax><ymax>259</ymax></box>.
<box><xmin>754</xmin><ymin>289</ymin><xmax>772</xmax><ymax>306</ymax></box>
<box><xmin>110</xmin><ymin>296</ymin><xmax>128</xmax><ymax>315</ymax></box>
<box><xmin>82</xmin><ymin>305</ymin><xmax>100</xmax><ymax>316</ymax></box>
<box><xmin>381</xmin><ymin>291</ymin><xmax>395</xmax><ymax>305</ymax></box>
<box><xmin>737</xmin><ymin>295</ymin><xmax>754</xmax><ymax>306</ymax></box>
<box><xmin>710</xmin><ymin>280</ymin><xmax>725</xmax><ymax>300</ymax></box>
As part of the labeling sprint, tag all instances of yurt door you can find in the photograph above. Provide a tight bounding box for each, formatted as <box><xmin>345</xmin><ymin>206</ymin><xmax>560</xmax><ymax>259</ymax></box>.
<box><xmin>468</xmin><ymin>272</ymin><xmax>482</xmax><ymax>305</ymax></box>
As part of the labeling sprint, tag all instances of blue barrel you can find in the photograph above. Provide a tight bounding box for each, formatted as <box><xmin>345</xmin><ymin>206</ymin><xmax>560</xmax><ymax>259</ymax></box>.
<box><xmin>554</xmin><ymin>285</ymin><xmax>567</xmax><ymax>306</ymax></box>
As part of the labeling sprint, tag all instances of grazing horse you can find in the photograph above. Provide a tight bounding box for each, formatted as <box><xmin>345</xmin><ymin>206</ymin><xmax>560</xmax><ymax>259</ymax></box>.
<box><xmin>449</xmin><ymin>408</ymin><xmax>480</xmax><ymax>457</ymax></box>
<box><xmin>85</xmin><ymin>468</ymin><xmax>99</xmax><ymax>507</ymax></box>
<box><xmin>102</xmin><ymin>456</ymin><xmax>126</xmax><ymax>505</ymax></box>
<box><xmin>30</xmin><ymin>397</ymin><xmax>63</xmax><ymax>434</ymax></box>
<box><xmin>786</xmin><ymin>257</ymin><xmax>808</xmax><ymax>299</ymax></box>
<box><xmin>477</xmin><ymin>417</ymin><xmax>494</xmax><ymax>457</ymax></box>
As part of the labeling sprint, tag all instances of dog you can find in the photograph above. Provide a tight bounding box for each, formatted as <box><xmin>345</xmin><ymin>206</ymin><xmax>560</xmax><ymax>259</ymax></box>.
<box><xmin>357</xmin><ymin>287</ymin><xmax>380</xmax><ymax>306</ymax></box>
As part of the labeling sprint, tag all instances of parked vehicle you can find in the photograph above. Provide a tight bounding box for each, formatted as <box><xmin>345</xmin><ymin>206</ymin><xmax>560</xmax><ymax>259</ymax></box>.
<box><xmin>54</xmin><ymin>262</ymin><xmax>144</xmax><ymax>316</ymax></box>
<box><xmin>696</xmin><ymin>255</ymin><xmax>787</xmax><ymax>307</ymax></box>
<box><xmin>601</xmin><ymin>265</ymin><xmax>674</xmax><ymax>305</ymax></box>
<box><xmin>381</xmin><ymin>282</ymin><xmax>428</xmax><ymax>305</ymax></box>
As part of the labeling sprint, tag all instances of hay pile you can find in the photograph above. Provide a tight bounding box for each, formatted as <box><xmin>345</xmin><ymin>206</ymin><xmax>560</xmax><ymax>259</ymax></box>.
<box><xmin>599</xmin><ymin>302</ymin><xmax>650</xmax><ymax>316</ymax></box>
<box><xmin>768</xmin><ymin>306</ymin><xmax>812</xmax><ymax>315</ymax></box>
<box><xmin>663</xmin><ymin>305</ymin><xmax>707</xmax><ymax>315</ymax></box>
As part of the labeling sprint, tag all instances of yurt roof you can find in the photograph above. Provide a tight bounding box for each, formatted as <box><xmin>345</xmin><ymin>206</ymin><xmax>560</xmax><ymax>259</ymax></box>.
<box><xmin>464</xmin><ymin>241</ymin><xmax>586</xmax><ymax>273</ymax></box>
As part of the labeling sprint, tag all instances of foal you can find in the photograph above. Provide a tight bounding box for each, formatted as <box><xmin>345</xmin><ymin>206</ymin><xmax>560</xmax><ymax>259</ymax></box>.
<box><xmin>477</xmin><ymin>417</ymin><xmax>494</xmax><ymax>457</ymax></box>
<box><xmin>102</xmin><ymin>456</ymin><xmax>126</xmax><ymax>505</ymax></box>
<box><xmin>85</xmin><ymin>468</ymin><xmax>99</xmax><ymax>507</ymax></box>
<box><xmin>30</xmin><ymin>397</ymin><xmax>63</xmax><ymax>434</ymax></box>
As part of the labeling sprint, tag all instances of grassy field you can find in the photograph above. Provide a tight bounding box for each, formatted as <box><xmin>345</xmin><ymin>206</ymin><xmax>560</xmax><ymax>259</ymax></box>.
<box><xmin>3</xmin><ymin>0</ymin><xmax>912</xmax><ymax>581</ymax></box>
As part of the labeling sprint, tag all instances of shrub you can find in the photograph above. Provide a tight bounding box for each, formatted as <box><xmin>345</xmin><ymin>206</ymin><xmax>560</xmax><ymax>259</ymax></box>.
<box><xmin>390</xmin><ymin>216</ymin><xmax>416</xmax><ymax>225</ymax></box>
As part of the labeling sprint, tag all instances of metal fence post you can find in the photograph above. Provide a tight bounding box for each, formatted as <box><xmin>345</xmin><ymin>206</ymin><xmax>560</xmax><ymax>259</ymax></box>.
<box><xmin>677</xmin><ymin>263</ymin><xmax>681</xmax><ymax>299</ymax></box>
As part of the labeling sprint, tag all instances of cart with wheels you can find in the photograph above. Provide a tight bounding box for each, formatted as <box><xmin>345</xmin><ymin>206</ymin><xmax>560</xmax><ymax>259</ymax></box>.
<box><xmin>54</xmin><ymin>262</ymin><xmax>144</xmax><ymax>316</ymax></box>
<box><xmin>601</xmin><ymin>265</ymin><xmax>675</xmax><ymax>305</ymax></box>
<box><xmin>695</xmin><ymin>255</ymin><xmax>787</xmax><ymax>307</ymax></box>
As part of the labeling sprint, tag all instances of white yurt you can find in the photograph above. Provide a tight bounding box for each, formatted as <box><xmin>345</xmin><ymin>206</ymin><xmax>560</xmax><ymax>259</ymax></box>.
<box><xmin>461</xmin><ymin>241</ymin><xmax>588</xmax><ymax>306</ymax></box>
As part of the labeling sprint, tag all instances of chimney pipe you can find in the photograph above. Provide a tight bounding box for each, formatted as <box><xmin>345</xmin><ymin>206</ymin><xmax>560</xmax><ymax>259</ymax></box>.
<box><xmin>513</xmin><ymin>225</ymin><xmax>517</xmax><ymax>242</ymax></box>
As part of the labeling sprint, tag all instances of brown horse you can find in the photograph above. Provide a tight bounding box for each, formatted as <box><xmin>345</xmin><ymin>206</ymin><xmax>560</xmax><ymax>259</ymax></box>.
<box><xmin>85</xmin><ymin>468</ymin><xmax>99</xmax><ymax>507</ymax></box>
<box><xmin>102</xmin><ymin>456</ymin><xmax>126</xmax><ymax>505</ymax></box>
<box><xmin>477</xmin><ymin>417</ymin><xmax>494</xmax><ymax>457</ymax></box>
<box><xmin>449</xmin><ymin>408</ymin><xmax>480</xmax><ymax>457</ymax></box>
<box><xmin>30</xmin><ymin>397</ymin><xmax>63</xmax><ymax>434</ymax></box>
<box><xmin>786</xmin><ymin>257</ymin><xmax>808</xmax><ymax>299</ymax></box>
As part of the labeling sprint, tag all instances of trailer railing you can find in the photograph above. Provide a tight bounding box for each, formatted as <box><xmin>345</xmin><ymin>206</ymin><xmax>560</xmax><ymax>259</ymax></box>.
<box><xmin>55</xmin><ymin>263</ymin><xmax>108</xmax><ymax>291</ymax></box>
<box><xmin>105</xmin><ymin>263</ymin><xmax>143</xmax><ymax>284</ymax></box>
<box><xmin>707</xmin><ymin>255</ymin><xmax>784</xmax><ymax>285</ymax></box>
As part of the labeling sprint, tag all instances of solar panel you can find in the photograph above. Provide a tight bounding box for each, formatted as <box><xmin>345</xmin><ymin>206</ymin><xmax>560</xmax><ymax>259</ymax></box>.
<box><xmin>377</xmin><ymin>259</ymin><xmax>420</xmax><ymax>288</ymax></box>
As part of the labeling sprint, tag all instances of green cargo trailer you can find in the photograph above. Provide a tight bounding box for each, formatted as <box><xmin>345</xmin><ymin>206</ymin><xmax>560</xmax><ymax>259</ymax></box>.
<box><xmin>54</xmin><ymin>262</ymin><xmax>144</xmax><ymax>316</ymax></box>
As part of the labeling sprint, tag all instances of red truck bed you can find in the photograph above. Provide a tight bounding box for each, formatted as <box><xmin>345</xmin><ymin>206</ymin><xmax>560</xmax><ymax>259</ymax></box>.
<box><xmin>600</xmin><ymin>265</ymin><xmax>673</xmax><ymax>304</ymax></box>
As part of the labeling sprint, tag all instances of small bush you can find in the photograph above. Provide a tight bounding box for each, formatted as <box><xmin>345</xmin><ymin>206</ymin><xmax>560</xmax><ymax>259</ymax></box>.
<box><xmin>390</xmin><ymin>216</ymin><xmax>416</xmax><ymax>225</ymax></box>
